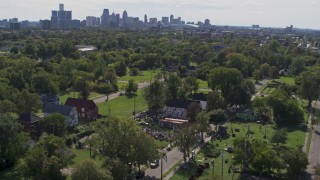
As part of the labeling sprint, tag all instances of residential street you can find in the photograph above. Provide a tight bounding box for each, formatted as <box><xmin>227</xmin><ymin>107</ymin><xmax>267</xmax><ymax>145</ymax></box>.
<box><xmin>143</xmin><ymin>137</ymin><xmax>211</xmax><ymax>180</ymax></box>
<box><xmin>143</xmin><ymin>147</ymin><xmax>183</xmax><ymax>180</ymax></box>
<box><xmin>93</xmin><ymin>82</ymin><xmax>150</xmax><ymax>104</ymax></box>
<box><xmin>307</xmin><ymin>101</ymin><xmax>320</xmax><ymax>179</ymax></box>
<box><xmin>307</xmin><ymin>124</ymin><xmax>320</xmax><ymax>179</ymax></box>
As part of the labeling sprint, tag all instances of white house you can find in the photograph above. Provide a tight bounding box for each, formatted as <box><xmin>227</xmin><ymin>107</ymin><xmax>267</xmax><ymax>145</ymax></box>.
<box><xmin>162</xmin><ymin>99</ymin><xmax>201</xmax><ymax>119</ymax></box>
<box><xmin>43</xmin><ymin>103</ymin><xmax>79</xmax><ymax>127</ymax></box>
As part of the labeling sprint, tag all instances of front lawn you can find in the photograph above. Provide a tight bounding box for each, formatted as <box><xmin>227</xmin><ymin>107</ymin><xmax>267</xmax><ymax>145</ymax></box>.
<box><xmin>119</xmin><ymin>69</ymin><xmax>160</xmax><ymax>83</ymax></box>
<box><xmin>98</xmin><ymin>90</ymin><xmax>147</xmax><ymax>118</ymax></box>
<box><xmin>170</xmin><ymin>121</ymin><xmax>306</xmax><ymax>180</ymax></box>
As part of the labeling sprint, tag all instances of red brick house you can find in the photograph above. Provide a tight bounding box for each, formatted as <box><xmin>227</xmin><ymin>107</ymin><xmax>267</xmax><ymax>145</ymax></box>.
<box><xmin>65</xmin><ymin>98</ymin><xmax>99</xmax><ymax>122</ymax></box>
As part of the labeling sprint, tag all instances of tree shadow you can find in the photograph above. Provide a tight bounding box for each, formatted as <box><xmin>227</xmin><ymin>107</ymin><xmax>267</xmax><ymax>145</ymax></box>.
<box><xmin>126</xmin><ymin>93</ymin><xmax>138</xmax><ymax>99</ymax></box>
<box><xmin>275</xmin><ymin>122</ymin><xmax>308</xmax><ymax>133</ymax></box>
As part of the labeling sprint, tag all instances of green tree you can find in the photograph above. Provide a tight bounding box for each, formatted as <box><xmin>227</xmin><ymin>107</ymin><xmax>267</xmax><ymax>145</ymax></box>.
<box><xmin>252</xmin><ymin>69</ymin><xmax>261</xmax><ymax>82</ymax></box>
<box><xmin>143</xmin><ymin>80</ymin><xmax>166</xmax><ymax>114</ymax></box>
<box><xmin>267</xmin><ymin>90</ymin><xmax>304</xmax><ymax>123</ymax></box>
<box><xmin>125</xmin><ymin>79</ymin><xmax>138</xmax><ymax>95</ymax></box>
<box><xmin>251</xmin><ymin>140</ymin><xmax>284</xmax><ymax>178</ymax></box>
<box><xmin>175</xmin><ymin>125</ymin><xmax>197</xmax><ymax>163</ymax></box>
<box><xmin>115</xmin><ymin>59</ymin><xmax>127</xmax><ymax>76</ymax></box>
<box><xmin>0</xmin><ymin>113</ymin><xmax>30</xmax><ymax>169</ymax></box>
<box><xmin>268</xmin><ymin>66</ymin><xmax>279</xmax><ymax>81</ymax></box>
<box><xmin>166</xmin><ymin>74</ymin><xmax>181</xmax><ymax>100</ymax></box>
<box><xmin>186</xmin><ymin>102</ymin><xmax>201</xmax><ymax>123</ymax></box>
<box><xmin>208</xmin><ymin>109</ymin><xmax>227</xmax><ymax>131</ymax></box>
<box><xmin>74</xmin><ymin>77</ymin><xmax>90</xmax><ymax>99</ymax></box>
<box><xmin>40</xmin><ymin>113</ymin><xmax>67</xmax><ymax>137</ymax></box>
<box><xmin>15</xmin><ymin>89</ymin><xmax>42</xmax><ymax>114</ymax></box>
<box><xmin>296</xmin><ymin>71</ymin><xmax>320</xmax><ymax>108</ymax></box>
<box><xmin>196</xmin><ymin>112</ymin><xmax>210</xmax><ymax>141</ymax></box>
<box><xmin>271</xmin><ymin>128</ymin><xmax>288</xmax><ymax>146</ymax></box>
<box><xmin>183</xmin><ymin>77</ymin><xmax>199</xmax><ymax>94</ymax></box>
<box><xmin>208</xmin><ymin>67</ymin><xmax>251</xmax><ymax>105</ymax></box>
<box><xmin>10</xmin><ymin>46</ymin><xmax>19</xmax><ymax>54</ymax></box>
<box><xmin>290</xmin><ymin>58</ymin><xmax>305</xmax><ymax>75</ymax></box>
<box><xmin>283</xmin><ymin>147</ymin><xmax>309</xmax><ymax>178</ymax></box>
<box><xmin>33</xmin><ymin>71</ymin><xmax>59</xmax><ymax>94</ymax></box>
<box><xmin>206</xmin><ymin>91</ymin><xmax>225</xmax><ymax>111</ymax></box>
<box><xmin>72</xmin><ymin>159</ymin><xmax>112</xmax><ymax>180</ymax></box>
<box><xmin>260</xmin><ymin>63</ymin><xmax>270</xmax><ymax>77</ymax></box>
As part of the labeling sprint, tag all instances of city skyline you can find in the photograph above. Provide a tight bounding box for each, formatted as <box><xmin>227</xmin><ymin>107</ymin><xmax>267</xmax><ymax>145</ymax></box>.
<box><xmin>0</xmin><ymin>0</ymin><xmax>320</xmax><ymax>29</ymax></box>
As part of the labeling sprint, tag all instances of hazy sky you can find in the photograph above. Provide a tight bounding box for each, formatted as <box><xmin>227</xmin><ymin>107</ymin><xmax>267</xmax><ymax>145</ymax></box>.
<box><xmin>0</xmin><ymin>0</ymin><xmax>319</xmax><ymax>29</ymax></box>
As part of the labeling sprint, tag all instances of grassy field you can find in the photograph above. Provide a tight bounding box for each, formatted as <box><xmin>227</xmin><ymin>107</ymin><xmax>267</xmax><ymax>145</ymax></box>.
<box><xmin>117</xmin><ymin>81</ymin><xmax>128</xmax><ymax>90</ymax></box>
<box><xmin>59</xmin><ymin>91</ymin><xmax>103</xmax><ymax>104</ymax></box>
<box><xmin>198</xmin><ymin>79</ymin><xmax>209</xmax><ymax>89</ymax></box>
<box><xmin>70</xmin><ymin>149</ymin><xmax>92</xmax><ymax>168</ymax></box>
<box><xmin>98</xmin><ymin>90</ymin><xmax>147</xmax><ymax>118</ymax></box>
<box><xmin>279</xmin><ymin>76</ymin><xmax>295</xmax><ymax>85</ymax></box>
<box><xmin>119</xmin><ymin>69</ymin><xmax>160</xmax><ymax>83</ymax></box>
<box><xmin>170</xmin><ymin>122</ymin><xmax>306</xmax><ymax>180</ymax></box>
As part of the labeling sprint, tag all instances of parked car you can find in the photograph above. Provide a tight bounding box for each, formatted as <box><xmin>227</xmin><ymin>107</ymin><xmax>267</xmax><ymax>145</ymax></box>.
<box><xmin>150</xmin><ymin>160</ymin><xmax>159</xmax><ymax>168</ymax></box>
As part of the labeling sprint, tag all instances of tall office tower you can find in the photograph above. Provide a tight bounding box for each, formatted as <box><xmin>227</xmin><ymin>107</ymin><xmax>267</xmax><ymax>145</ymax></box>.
<box><xmin>162</xmin><ymin>17</ymin><xmax>169</xmax><ymax>25</ymax></box>
<box><xmin>116</xmin><ymin>14</ymin><xmax>120</xmax><ymax>27</ymax></box>
<box><xmin>178</xmin><ymin>17</ymin><xmax>181</xmax><ymax>24</ymax></box>
<box><xmin>9</xmin><ymin>22</ymin><xmax>20</xmax><ymax>30</ymax></box>
<box><xmin>144</xmin><ymin>14</ymin><xmax>147</xmax><ymax>23</ymax></box>
<box><xmin>170</xmin><ymin>15</ymin><xmax>174</xmax><ymax>24</ymax></box>
<box><xmin>122</xmin><ymin>10</ymin><xmax>128</xmax><ymax>22</ymax></box>
<box><xmin>59</xmin><ymin>4</ymin><xmax>64</xmax><ymax>11</ymax></box>
<box><xmin>9</xmin><ymin>18</ymin><xmax>18</xmax><ymax>23</ymax></box>
<box><xmin>51</xmin><ymin>4</ymin><xmax>72</xmax><ymax>29</ymax></box>
<box><xmin>101</xmin><ymin>9</ymin><xmax>109</xmax><ymax>27</ymax></box>
<box><xmin>41</xmin><ymin>20</ymin><xmax>51</xmax><ymax>30</ymax></box>
<box><xmin>204</xmin><ymin>19</ymin><xmax>210</xmax><ymax>25</ymax></box>
<box><xmin>51</xmin><ymin>11</ymin><xmax>59</xmax><ymax>29</ymax></box>
<box><xmin>86</xmin><ymin>16</ymin><xmax>98</xmax><ymax>27</ymax></box>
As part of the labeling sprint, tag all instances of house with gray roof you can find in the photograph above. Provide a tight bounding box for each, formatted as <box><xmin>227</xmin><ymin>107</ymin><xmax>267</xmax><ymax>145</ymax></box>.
<box><xmin>43</xmin><ymin>103</ymin><xmax>78</xmax><ymax>127</ymax></box>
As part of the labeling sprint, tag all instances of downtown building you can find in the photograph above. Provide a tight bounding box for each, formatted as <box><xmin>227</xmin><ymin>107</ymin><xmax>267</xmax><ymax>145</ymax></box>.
<box><xmin>51</xmin><ymin>4</ymin><xmax>72</xmax><ymax>29</ymax></box>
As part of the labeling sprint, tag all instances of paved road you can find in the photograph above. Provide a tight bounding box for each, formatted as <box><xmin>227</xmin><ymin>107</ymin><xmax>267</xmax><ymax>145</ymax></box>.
<box><xmin>143</xmin><ymin>137</ymin><xmax>211</xmax><ymax>180</ymax></box>
<box><xmin>143</xmin><ymin>147</ymin><xmax>183</xmax><ymax>180</ymax></box>
<box><xmin>307</xmin><ymin>124</ymin><xmax>320</xmax><ymax>179</ymax></box>
<box><xmin>93</xmin><ymin>82</ymin><xmax>150</xmax><ymax>104</ymax></box>
<box><xmin>307</xmin><ymin>101</ymin><xmax>320</xmax><ymax>179</ymax></box>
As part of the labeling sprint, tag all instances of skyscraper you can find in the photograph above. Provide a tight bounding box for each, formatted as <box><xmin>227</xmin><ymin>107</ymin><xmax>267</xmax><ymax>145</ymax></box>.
<box><xmin>144</xmin><ymin>14</ymin><xmax>147</xmax><ymax>23</ymax></box>
<box><xmin>51</xmin><ymin>4</ymin><xmax>72</xmax><ymax>29</ymax></box>
<box><xmin>59</xmin><ymin>4</ymin><xmax>64</xmax><ymax>11</ymax></box>
<box><xmin>122</xmin><ymin>10</ymin><xmax>128</xmax><ymax>22</ymax></box>
<box><xmin>170</xmin><ymin>15</ymin><xmax>174</xmax><ymax>24</ymax></box>
<box><xmin>101</xmin><ymin>9</ymin><xmax>109</xmax><ymax>27</ymax></box>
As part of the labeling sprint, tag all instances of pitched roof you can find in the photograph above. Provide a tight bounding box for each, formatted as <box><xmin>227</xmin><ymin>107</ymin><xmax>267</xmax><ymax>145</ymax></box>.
<box><xmin>192</xmin><ymin>93</ymin><xmax>207</xmax><ymax>101</ymax></box>
<box><xmin>19</xmin><ymin>112</ymin><xmax>41</xmax><ymax>123</ymax></box>
<box><xmin>65</xmin><ymin>98</ymin><xmax>97</xmax><ymax>109</ymax></box>
<box><xmin>41</xmin><ymin>93</ymin><xmax>59</xmax><ymax>102</ymax></box>
<box><xmin>43</xmin><ymin>103</ymin><xmax>74</xmax><ymax>116</ymax></box>
<box><xmin>165</xmin><ymin>99</ymin><xmax>194</xmax><ymax>109</ymax></box>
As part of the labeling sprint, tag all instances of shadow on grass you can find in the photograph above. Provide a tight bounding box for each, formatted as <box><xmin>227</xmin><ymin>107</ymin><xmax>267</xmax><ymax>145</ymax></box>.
<box><xmin>275</xmin><ymin>122</ymin><xmax>308</xmax><ymax>133</ymax></box>
<box><xmin>125</xmin><ymin>93</ymin><xmax>138</xmax><ymax>99</ymax></box>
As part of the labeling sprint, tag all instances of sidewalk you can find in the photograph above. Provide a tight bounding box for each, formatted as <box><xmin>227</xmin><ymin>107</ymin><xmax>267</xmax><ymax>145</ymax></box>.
<box><xmin>143</xmin><ymin>136</ymin><xmax>211</xmax><ymax>180</ymax></box>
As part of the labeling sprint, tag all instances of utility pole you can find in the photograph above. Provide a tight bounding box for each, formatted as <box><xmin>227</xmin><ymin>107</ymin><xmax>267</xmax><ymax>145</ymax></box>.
<box><xmin>108</xmin><ymin>105</ymin><xmax>111</xmax><ymax>116</ymax></box>
<box><xmin>133</xmin><ymin>96</ymin><xmax>136</xmax><ymax>120</ymax></box>
<box><xmin>221</xmin><ymin>151</ymin><xmax>224</xmax><ymax>178</ymax></box>
<box><xmin>160</xmin><ymin>158</ymin><xmax>163</xmax><ymax>180</ymax></box>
